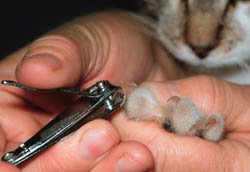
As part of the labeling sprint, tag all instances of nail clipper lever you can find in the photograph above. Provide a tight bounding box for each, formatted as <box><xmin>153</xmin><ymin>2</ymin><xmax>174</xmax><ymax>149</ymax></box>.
<box><xmin>1</xmin><ymin>80</ymin><xmax>126</xmax><ymax>166</ymax></box>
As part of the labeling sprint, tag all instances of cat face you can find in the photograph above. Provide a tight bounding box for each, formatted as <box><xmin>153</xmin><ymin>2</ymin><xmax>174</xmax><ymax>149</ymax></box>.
<box><xmin>142</xmin><ymin>0</ymin><xmax>250</xmax><ymax>68</ymax></box>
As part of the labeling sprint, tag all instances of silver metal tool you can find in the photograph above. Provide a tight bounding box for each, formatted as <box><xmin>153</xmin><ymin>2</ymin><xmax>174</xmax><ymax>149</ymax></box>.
<box><xmin>1</xmin><ymin>80</ymin><xmax>126</xmax><ymax>166</ymax></box>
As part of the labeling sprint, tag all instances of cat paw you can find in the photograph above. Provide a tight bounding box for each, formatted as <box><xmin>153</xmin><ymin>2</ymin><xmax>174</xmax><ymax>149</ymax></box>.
<box><xmin>199</xmin><ymin>113</ymin><xmax>224</xmax><ymax>141</ymax></box>
<box><xmin>124</xmin><ymin>86</ymin><xmax>224</xmax><ymax>142</ymax></box>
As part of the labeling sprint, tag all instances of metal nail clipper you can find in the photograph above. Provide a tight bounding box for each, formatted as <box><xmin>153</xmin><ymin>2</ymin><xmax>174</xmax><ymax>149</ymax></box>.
<box><xmin>1</xmin><ymin>80</ymin><xmax>126</xmax><ymax>166</ymax></box>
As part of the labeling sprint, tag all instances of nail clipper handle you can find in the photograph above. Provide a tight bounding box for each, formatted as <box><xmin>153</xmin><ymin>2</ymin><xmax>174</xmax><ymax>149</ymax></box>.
<box><xmin>2</xmin><ymin>81</ymin><xmax>125</xmax><ymax>166</ymax></box>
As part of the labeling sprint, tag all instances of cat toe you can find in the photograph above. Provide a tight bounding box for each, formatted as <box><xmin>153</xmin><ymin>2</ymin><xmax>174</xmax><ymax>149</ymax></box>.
<box><xmin>200</xmin><ymin>113</ymin><xmax>224</xmax><ymax>141</ymax></box>
<box><xmin>162</xmin><ymin>97</ymin><xmax>203</xmax><ymax>135</ymax></box>
<box><xmin>124</xmin><ymin>87</ymin><xmax>163</xmax><ymax>121</ymax></box>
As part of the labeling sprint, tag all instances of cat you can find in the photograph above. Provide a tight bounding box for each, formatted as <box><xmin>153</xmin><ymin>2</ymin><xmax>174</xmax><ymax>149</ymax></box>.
<box><xmin>134</xmin><ymin>0</ymin><xmax>250</xmax><ymax>85</ymax></box>
<box><xmin>124</xmin><ymin>0</ymin><xmax>250</xmax><ymax>141</ymax></box>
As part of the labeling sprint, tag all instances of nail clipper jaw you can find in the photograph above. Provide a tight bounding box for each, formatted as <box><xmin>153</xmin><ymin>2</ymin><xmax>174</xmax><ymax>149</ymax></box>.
<box><xmin>1</xmin><ymin>80</ymin><xmax>126</xmax><ymax>166</ymax></box>
<box><xmin>92</xmin><ymin>80</ymin><xmax>126</xmax><ymax>111</ymax></box>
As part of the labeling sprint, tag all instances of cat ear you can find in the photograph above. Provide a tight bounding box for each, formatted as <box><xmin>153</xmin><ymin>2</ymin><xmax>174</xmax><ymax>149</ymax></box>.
<box><xmin>138</xmin><ymin>0</ymin><xmax>162</xmax><ymax>17</ymax></box>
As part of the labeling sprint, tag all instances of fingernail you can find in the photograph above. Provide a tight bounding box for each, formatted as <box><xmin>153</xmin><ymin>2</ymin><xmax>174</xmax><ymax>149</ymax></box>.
<box><xmin>21</xmin><ymin>53</ymin><xmax>62</xmax><ymax>70</ymax></box>
<box><xmin>116</xmin><ymin>157</ymin><xmax>149</xmax><ymax>172</ymax></box>
<box><xmin>80</xmin><ymin>129</ymin><xmax>115</xmax><ymax>161</ymax></box>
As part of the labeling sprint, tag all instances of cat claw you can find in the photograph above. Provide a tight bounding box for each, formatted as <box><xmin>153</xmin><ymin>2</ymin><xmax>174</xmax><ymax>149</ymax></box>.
<box><xmin>199</xmin><ymin>113</ymin><xmax>224</xmax><ymax>141</ymax></box>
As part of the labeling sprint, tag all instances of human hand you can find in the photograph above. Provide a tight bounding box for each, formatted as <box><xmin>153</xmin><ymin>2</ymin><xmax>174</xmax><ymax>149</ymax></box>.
<box><xmin>0</xmin><ymin>82</ymin><xmax>154</xmax><ymax>172</ymax></box>
<box><xmin>112</xmin><ymin>76</ymin><xmax>250</xmax><ymax>171</ymax></box>
<box><xmin>0</xmin><ymin>11</ymin><xmax>181</xmax><ymax>171</ymax></box>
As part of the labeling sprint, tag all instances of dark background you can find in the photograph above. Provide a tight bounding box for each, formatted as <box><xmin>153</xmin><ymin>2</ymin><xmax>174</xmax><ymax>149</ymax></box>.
<box><xmin>0</xmin><ymin>1</ymin><xmax>139</xmax><ymax>59</ymax></box>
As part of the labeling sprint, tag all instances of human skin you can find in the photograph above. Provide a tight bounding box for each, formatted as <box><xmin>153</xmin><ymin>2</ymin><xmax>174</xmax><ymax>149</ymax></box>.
<box><xmin>0</xmin><ymin>11</ymin><xmax>250</xmax><ymax>172</ymax></box>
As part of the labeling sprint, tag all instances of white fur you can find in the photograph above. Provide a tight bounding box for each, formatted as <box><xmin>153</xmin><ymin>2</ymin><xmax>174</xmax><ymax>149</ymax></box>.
<box><xmin>202</xmin><ymin>113</ymin><xmax>224</xmax><ymax>141</ymax></box>
<box><xmin>170</xmin><ymin>97</ymin><xmax>203</xmax><ymax>135</ymax></box>
<box><xmin>140</xmin><ymin>1</ymin><xmax>250</xmax><ymax>84</ymax></box>
<box><xmin>205</xmin><ymin>3</ymin><xmax>250</xmax><ymax>67</ymax></box>
<box><xmin>125</xmin><ymin>87</ymin><xmax>163</xmax><ymax>120</ymax></box>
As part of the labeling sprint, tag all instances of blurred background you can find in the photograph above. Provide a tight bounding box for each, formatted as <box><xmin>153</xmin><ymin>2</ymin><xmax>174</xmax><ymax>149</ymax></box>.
<box><xmin>0</xmin><ymin>1</ymin><xmax>138</xmax><ymax>59</ymax></box>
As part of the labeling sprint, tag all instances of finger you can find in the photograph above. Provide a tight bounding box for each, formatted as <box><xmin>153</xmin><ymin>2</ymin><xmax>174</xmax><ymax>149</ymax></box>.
<box><xmin>12</xmin><ymin>13</ymin><xmax>110</xmax><ymax>113</ymax></box>
<box><xmin>15</xmin><ymin>13</ymin><xmax>112</xmax><ymax>89</ymax></box>
<box><xmin>21</xmin><ymin>119</ymin><xmax>120</xmax><ymax>172</ymax></box>
<box><xmin>14</xmin><ymin>13</ymin><xmax>113</xmax><ymax>89</ymax></box>
<box><xmin>119</xmin><ymin>75</ymin><xmax>250</xmax><ymax>135</ymax></box>
<box><xmin>91</xmin><ymin>141</ymin><xmax>154</xmax><ymax>172</ymax></box>
<box><xmin>0</xmin><ymin>162</ymin><xmax>20</xmax><ymax>172</ymax></box>
<box><xmin>0</xmin><ymin>124</ymin><xmax>6</xmax><ymax>151</ymax></box>
<box><xmin>142</xmin><ymin>75</ymin><xmax>250</xmax><ymax>133</ymax></box>
<box><xmin>12</xmin><ymin>11</ymin><xmax>157</xmax><ymax>113</ymax></box>
<box><xmin>15</xmin><ymin>11</ymin><xmax>163</xmax><ymax>90</ymax></box>
<box><xmin>113</xmin><ymin>110</ymin><xmax>229</xmax><ymax>171</ymax></box>
<box><xmin>15</xmin><ymin>34</ymin><xmax>84</xmax><ymax>89</ymax></box>
<box><xmin>112</xmin><ymin>75</ymin><xmax>250</xmax><ymax>171</ymax></box>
